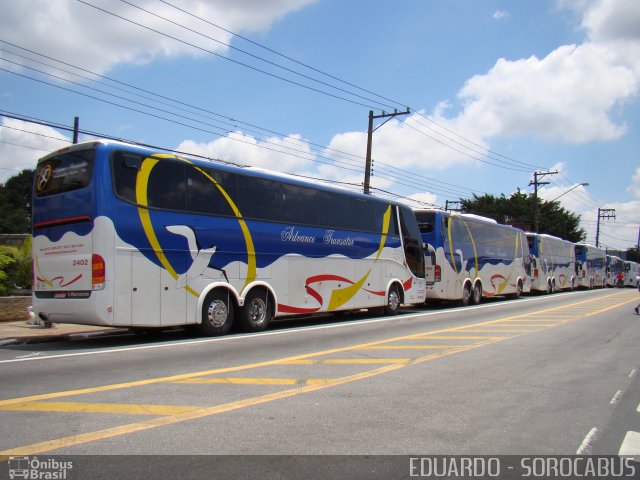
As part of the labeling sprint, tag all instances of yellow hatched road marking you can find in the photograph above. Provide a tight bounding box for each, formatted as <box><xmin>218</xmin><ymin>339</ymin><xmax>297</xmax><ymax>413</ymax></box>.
<box><xmin>414</xmin><ymin>335</ymin><xmax>505</xmax><ymax>340</ymax></box>
<box><xmin>0</xmin><ymin>401</ymin><xmax>201</xmax><ymax>416</ymax></box>
<box><xmin>274</xmin><ymin>358</ymin><xmax>411</xmax><ymax>365</ymax></box>
<box><xmin>174</xmin><ymin>377</ymin><xmax>298</xmax><ymax>385</ymax></box>
<box><xmin>357</xmin><ymin>345</ymin><xmax>471</xmax><ymax>350</ymax></box>
<box><xmin>458</xmin><ymin>328</ymin><xmax>535</xmax><ymax>333</ymax></box>
<box><xmin>172</xmin><ymin>377</ymin><xmax>348</xmax><ymax>386</ymax></box>
<box><xmin>493</xmin><ymin>324</ymin><xmax>558</xmax><ymax>327</ymax></box>
<box><xmin>0</xmin><ymin>291</ymin><xmax>636</xmax><ymax>458</ymax></box>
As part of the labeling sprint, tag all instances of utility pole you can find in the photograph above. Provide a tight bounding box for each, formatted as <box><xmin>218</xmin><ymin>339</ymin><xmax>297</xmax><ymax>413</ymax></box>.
<box><xmin>445</xmin><ymin>200</ymin><xmax>462</xmax><ymax>212</ymax></box>
<box><xmin>595</xmin><ymin>208</ymin><xmax>616</xmax><ymax>247</ymax></box>
<box><xmin>529</xmin><ymin>170</ymin><xmax>558</xmax><ymax>233</ymax></box>
<box><xmin>73</xmin><ymin>116</ymin><xmax>80</xmax><ymax>144</ymax></box>
<box><xmin>364</xmin><ymin>108</ymin><xmax>410</xmax><ymax>194</ymax></box>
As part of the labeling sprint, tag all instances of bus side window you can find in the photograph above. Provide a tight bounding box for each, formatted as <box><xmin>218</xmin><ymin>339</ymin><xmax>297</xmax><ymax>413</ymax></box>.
<box><xmin>186</xmin><ymin>166</ymin><xmax>237</xmax><ymax>217</ymax></box>
<box><xmin>147</xmin><ymin>161</ymin><xmax>186</xmax><ymax>211</ymax></box>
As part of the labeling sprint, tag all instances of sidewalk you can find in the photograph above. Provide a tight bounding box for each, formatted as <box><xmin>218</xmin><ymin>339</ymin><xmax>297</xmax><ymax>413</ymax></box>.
<box><xmin>0</xmin><ymin>320</ymin><xmax>128</xmax><ymax>346</ymax></box>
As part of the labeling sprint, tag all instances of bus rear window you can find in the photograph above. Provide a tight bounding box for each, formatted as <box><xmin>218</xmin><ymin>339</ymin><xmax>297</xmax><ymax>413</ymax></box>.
<box><xmin>415</xmin><ymin>211</ymin><xmax>436</xmax><ymax>233</ymax></box>
<box><xmin>35</xmin><ymin>149</ymin><xmax>95</xmax><ymax>197</ymax></box>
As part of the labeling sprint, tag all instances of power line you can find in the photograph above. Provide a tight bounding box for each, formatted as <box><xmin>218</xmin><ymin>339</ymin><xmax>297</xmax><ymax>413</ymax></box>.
<box><xmin>0</xmin><ymin>42</ymin><xmax>490</xmax><ymax>199</ymax></box>
<box><xmin>71</xmin><ymin>0</ymin><xmax>548</xmax><ymax>175</ymax></box>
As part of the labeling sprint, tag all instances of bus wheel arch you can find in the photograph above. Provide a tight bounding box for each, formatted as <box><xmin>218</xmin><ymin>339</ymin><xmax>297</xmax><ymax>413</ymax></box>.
<box><xmin>198</xmin><ymin>287</ymin><xmax>237</xmax><ymax>336</ymax></box>
<box><xmin>238</xmin><ymin>285</ymin><xmax>276</xmax><ymax>332</ymax></box>
<box><xmin>509</xmin><ymin>279</ymin><xmax>523</xmax><ymax>299</ymax></box>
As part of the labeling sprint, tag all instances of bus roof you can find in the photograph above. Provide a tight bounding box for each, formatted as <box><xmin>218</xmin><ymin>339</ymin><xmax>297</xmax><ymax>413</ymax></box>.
<box><xmin>39</xmin><ymin>139</ymin><xmax>399</xmax><ymax>206</ymax></box>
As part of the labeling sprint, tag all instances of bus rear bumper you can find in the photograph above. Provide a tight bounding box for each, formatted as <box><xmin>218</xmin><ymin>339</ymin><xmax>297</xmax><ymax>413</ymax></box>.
<box><xmin>32</xmin><ymin>289</ymin><xmax>115</xmax><ymax>327</ymax></box>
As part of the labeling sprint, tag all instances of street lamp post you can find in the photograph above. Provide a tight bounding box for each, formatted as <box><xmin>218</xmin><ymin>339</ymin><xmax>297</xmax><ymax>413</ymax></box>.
<box><xmin>546</xmin><ymin>183</ymin><xmax>589</xmax><ymax>204</ymax></box>
<box><xmin>537</xmin><ymin>182</ymin><xmax>589</xmax><ymax>235</ymax></box>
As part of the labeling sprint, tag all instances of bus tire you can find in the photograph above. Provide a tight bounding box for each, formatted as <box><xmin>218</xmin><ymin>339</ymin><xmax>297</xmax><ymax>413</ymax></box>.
<box><xmin>384</xmin><ymin>284</ymin><xmax>402</xmax><ymax>315</ymax></box>
<box><xmin>471</xmin><ymin>283</ymin><xmax>482</xmax><ymax>305</ymax></box>
<box><xmin>509</xmin><ymin>280</ymin><xmax>523</xmax><ymax>299</ymax></box>
<box><xmin>199</xmin><ymin>289</ymin><xmax>234</xmax><ymax>336</ymax></box>
<box><xmin>460</xmin><ymin>283</ymin><xmax>472</xmax><ymax>307</ymax></box>
<box><xmin>238</xmin><ymin>288</ymin><xmax>272</xmax><ymax>332</ymax></box>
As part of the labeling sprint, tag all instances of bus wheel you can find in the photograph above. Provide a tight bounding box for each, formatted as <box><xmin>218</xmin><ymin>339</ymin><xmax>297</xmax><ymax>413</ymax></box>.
<box><xmin>510</xmin><ymin>281</ymin><xmax>523</xmax><ymax>299</ymax></box>
<box><xmin>460</xmin><ymin>284</ymin><xmax>472</xmax><ymax>307</ymax></box>
<box><xmin>471</xmin><ymin>283</ymin><xmax>482</xmax><ymax>305</ymax></box>
<box><xmin>199</xmin><ymin>289</ymin><xmax>234</xmax><ymax>336</ymax></box>
<box><xmin>238</xmin><ymin>289</ymin><xmax>272</xmax><ymax>332</ymax></box>
<box><xmin>384</xmin><ymin>285</ymin><xmax>402</xmax><ymax>315</ymax></box>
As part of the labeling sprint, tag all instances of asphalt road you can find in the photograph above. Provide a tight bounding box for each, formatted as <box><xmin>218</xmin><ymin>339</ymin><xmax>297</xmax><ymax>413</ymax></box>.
<box><xmin>0</xmin><ymin>289</ymin><xmax>638</xmax><ymax>463</ymax></box>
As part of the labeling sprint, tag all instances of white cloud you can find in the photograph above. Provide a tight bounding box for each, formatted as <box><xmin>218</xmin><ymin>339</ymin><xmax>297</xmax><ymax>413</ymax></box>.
<box><xmin>628</xmin><ymin>167</ymin><xmax>640</xmax><ymax>199</ymax></box>
<box><xmin>457</xmin><ymin>42</ymin><xmax>637</xmax><ymax>143</ymax></box>
<box><xmin>176</xmin><ymin>131</ymin><xmax>316</xmax><ymax>173</ymax></box>
<box><xmin>0</xmin><ymin>0</ymin><xmax>317</xmax><ymax>76</ymax></box>
<box><xmin>0</xmin><ymin>118</ymin><xmax>70</xmax><ymax>183</ymax></box>
<box><xmin>492</xmin><ymin>10</ymin><xmax>509</xmax><ymax>20</ymax></box>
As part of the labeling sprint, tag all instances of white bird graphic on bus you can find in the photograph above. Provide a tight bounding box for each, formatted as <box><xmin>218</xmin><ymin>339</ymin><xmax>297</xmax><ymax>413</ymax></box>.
<box><xmin>166</xmin><ymin>225</ymin><xmax>222</xmax><ymax>288</ymax></box>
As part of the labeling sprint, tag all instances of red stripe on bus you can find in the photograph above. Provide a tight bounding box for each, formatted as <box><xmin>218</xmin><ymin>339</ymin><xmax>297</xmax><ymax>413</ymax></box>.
<box><xmin>34</xmin><ymin>216</ymin><xmax>92</xmax><ymax>229</ymax></box>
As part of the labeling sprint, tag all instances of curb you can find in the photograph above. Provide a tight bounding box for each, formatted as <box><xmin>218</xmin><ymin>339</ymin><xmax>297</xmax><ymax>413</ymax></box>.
<box><xmin>0</xmin><ymin>328</ymin><xmax>130</xmax><ymax>346</ymax></box>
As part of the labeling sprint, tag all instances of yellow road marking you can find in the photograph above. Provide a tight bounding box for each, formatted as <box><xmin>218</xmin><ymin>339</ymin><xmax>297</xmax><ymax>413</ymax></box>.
<box><xmin>0</xmin><ymin>291</ymin><xmax>635</xmax><ymax>458</ymax></box>
<box><xmin>0</xmin><ymin>364</ymin><xmax>405</xmax><ymax>458</ymax></box>
<box><xmin>493</xmin><ymin>323</ymin><xmax>558</xmax><ymax>327</ymax></box>
<box><xmin>173</xmin><ymin>377</ymin><xmax>298</xmax><ymax>385</ymax></box>
<box><xmin>414</xmin><ymin>335</ymin><xmax>505</xmax><ymax>340</ymax></box>
<box><xmin>0</xmin><ymin>401</ymin><xmax>201</xmax><ymax>416</ymax></box>
<box><xmin>458</xmin><ymin>328</ymin><xmax>535</xmax><ymax>332</ymax></box>
<box><xmin>357</xmin><ymin>345</ymin><xmax>471</xmax><ymax>350</ymax></box>
<box><xmin>274</xmin><ymin>358</ymin><xmax>411</xmax><ymax>365</ymax></box>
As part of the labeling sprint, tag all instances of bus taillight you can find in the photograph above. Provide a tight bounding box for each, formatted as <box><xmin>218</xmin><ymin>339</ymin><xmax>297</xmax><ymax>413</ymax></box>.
<box><xmin>434</xmin><ymin>264</ymin><xmax>441</xmax><ymax>282</ymax></box>
<box><xmin>92</xmin><ymin>254</ymin><xmax>106</xmax><ymax>290</ymax></box>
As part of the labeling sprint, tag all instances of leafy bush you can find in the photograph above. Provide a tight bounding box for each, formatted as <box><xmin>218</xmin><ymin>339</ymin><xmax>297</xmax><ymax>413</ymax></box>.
<box><xmin>0</xmin><ymin>252</ymin><xmax>17</xmax><ymax>296</ymax></box>
<box><xmin>0</xmin><ymin>236</ymin><xmax>32</xmax><ymax>295</ymax></box>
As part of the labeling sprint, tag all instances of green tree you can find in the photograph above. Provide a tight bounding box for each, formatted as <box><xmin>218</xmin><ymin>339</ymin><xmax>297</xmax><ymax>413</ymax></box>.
<box><xmin>626</xmin><ymin>247</ymin><xmax>640</xmax><ymax>262</ymax></box>
<box><xmin>0</xmin><ymin>169</ymin><xmax>34</xmax><ymax>234</ymax></box>
<box><xmin>460</xmin><ymin>190</ymin><xmax>586</xmax><ymax>242</ymax></box>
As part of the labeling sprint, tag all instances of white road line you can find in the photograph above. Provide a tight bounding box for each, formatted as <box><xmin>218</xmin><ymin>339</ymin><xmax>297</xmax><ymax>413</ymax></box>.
<box><xmin>576</xmin><ymin>427</ymin><xmax>599</xmax><ymax>455</ymax></box>
<box><xmin>15</xmin><ymin>352</ymin><xmax>42</xmax><ymax>359</ymax></box>
<box><xmin>0</xmin><ymin>290</ymin><xmax>604</xmax><ymax>365</ymax></box>
<box><xmin>610</xmin><ymin>390</ymin><xmax>624</xmax><ymax>405</ymax></box>
<box><xmin>619</xmin><ymin>431</ymin><xmax>640</xmax><ymax>456</ymax></box>
<box><xmin>630</xmin><ymin>368</ymin><xmax>637</xmax><ymax>379</ymax></box>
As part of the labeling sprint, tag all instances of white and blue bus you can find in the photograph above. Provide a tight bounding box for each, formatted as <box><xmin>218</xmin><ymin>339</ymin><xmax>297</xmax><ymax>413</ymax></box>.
<box><xmin>606</xmin><ymin>255</ymin><xmax>625</xmax><ymax>287</ymax></box>
<box><xmin>32</xmin><ymin>140</ymin><xmax>427</xmax><ymax>335</ymax></box>
<box><xmin>526</xmin><ymin>233</ymin><xmax>577</xmax><ymax>293</ymax></box>
<box><xmin>574</xmin><ymin>243</ymin><xmax>607</xmax><ymax>289</ymax></box>
<box><xmin>624</xmin><ymin>260</ymin><xmax>639</xmax><ymax>287</ymax></box>
<box><xmin>415</xmin><ymin>209</ymin><xmax>531</xmax><ymax>306</ymax></box>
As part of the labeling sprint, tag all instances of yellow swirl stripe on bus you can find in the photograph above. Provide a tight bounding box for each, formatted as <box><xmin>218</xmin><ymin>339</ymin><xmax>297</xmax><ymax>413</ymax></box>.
<box><xmin>462</xmin><ymin>220</ymin><xmax>479</xmax><ymax>279</ymax></box>
<box><xmin>185</xmin><ymin>163</ymin><xmax>256</xmax><ymax>292</ymax></box>
<box><xmin>328</xmin><ymin>205</ymin><xmax>391</xmax><ymax>311</ymax></box>
<box><xmin>135</xmin><ymin>157</ymin><xmax>199</xmax><ymax>297</ymax></box>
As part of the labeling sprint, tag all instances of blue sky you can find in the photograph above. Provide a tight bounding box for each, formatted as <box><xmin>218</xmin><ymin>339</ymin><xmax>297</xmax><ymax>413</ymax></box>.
<box><xmin>1</xmin><ymin>0</ymin><xmax>639</xmax><ymax>250</ymax></box>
